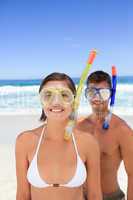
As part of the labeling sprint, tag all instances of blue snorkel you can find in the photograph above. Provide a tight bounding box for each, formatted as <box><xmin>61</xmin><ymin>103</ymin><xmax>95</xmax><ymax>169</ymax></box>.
<box><xmin>103</xmin><ymin>66</ymin><xmax>117</xmax><ymax>129</ymax></box>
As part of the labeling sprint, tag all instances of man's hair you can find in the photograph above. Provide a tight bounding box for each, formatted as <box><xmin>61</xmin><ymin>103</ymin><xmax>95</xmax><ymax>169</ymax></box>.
<box><xmin>86</xmin><ymin>70</ymin><xmax>112</xmax><ymax>88</ymax></box>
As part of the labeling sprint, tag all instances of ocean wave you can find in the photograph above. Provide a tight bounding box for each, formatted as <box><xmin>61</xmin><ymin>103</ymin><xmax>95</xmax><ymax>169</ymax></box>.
<box><xmin>0</xmin><ymin>83</ymin><xmax>133</xmax><ymax>94</ymax></box>
<box><xmin>117</xmin><ymin>84</ymin><xmax>133</xmax><ymax>92</ymax></box>
<box><xmin>0</xmin><ymin>83</ymin><xmax>133</xmax><ymax>116</ymax></box>
<box><xmin>0</xmin><ymin>85</ymin><xmax>39</xmax><ymax>94</ymax></box>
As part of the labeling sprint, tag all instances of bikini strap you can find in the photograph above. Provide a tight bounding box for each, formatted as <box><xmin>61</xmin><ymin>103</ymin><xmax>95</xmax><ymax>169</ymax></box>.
<box><xmin>35</xmin><ymin>125</ymin><xmax>45</xmax><ymax>155</ymax></box>
<box><xmin>71</xmin><ymin>132</ymin><xmax>79</xmax><ymax>156</ymax></box>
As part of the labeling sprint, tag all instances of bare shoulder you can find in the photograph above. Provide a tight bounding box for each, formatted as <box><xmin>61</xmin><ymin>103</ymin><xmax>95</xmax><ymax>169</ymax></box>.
<box><xmin>77</xmin><ymin>117</ymin><xmax>90</xmax><ymax>125</ymax></box>
<box><xmin>74</xmin><ymin>128</ymin><xmax>99</xmax><ymax>153</ymax></box>
<box><xmin>76</xmin><ymin>117</ymin><xmax>92</xmax><ymax>132</ymax></box>
<box><xmin>15</xmin><ymin>125</ymin><xmax>44</xmax><ymax>151</ymax></box>
<box><xmin>112</xmin><ymin>115</ymin><xmax>133</xmax><ymax>139</ymax></box>
<box><xmin>75</xmin><ymin>117</ymin><xmax>97</xmax><ymax>144</ymax></box>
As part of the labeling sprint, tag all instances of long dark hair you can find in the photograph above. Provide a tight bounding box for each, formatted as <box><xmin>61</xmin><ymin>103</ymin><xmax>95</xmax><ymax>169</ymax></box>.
<box><xmin>39</xmin><ymin>72</ymin><xmax>76</xmax><ymax>121</ymax></box>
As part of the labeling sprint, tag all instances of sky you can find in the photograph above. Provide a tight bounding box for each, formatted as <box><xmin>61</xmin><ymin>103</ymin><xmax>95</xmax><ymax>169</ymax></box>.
<box><xmin>0</xmin><ymin>0</ymin><xmax>132</xmax><ymax>79</ymax></box>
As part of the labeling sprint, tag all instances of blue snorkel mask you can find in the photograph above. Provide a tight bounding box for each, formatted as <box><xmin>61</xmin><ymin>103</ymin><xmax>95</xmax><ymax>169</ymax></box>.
<box><xmin>102</xmin><ymin>66</ymin><xmax>117</xmax><ymax>129</ymax></box>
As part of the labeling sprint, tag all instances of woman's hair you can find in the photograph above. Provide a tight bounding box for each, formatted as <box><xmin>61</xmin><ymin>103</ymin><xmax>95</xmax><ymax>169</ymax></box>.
<box><xmin>86</xmin><ymin>70</ymin><xmax>112</xmax><ymax>88</ymax></box>
<box><xmin>39</xmin><ymin>72</ymin><xmax>76</xmax><ymax>121</ymax></box>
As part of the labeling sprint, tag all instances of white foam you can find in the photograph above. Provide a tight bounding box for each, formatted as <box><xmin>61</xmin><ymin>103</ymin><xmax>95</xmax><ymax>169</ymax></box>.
<box><xmin>0</xmin><ymin>85</ymin><xmax>39</xmax><ymax>94</ymax></box>
<box><xmin>0</xmin><ymin>83</ymin><xmax>133</xmax><ymax>116</ymax></box>
<box><xmin>0</xmin><ymin>83</ymin><xmax>133</xmax><ymax>94</ymax></box>
<box><xmin>117</xmin><ymin>84</ymin><xmax>133</xmax><ymax>92</ymax></box>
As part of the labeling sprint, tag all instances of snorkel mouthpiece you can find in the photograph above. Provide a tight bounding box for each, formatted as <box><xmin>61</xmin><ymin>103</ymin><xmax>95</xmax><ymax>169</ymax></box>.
<box><xmin>64</xmin><ymin>50</ymin><xmax>97</xmax><ymax>140</ymax></box>
<box><xmin>103</xmin><ymin>66</ymin><xmax>117</xmax><ymax>130</ymax></box>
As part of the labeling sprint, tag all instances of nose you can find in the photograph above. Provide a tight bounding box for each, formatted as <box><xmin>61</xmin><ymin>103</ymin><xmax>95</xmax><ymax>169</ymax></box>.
<box><xmin>51</xmin><ymin>93</ymin><xmax>62</xmax><ymax>104</ymax></box>
<box><xmin>91</xmin><ymin>92</ymin><xmax>101</xmax><ymax>101</ymax></box>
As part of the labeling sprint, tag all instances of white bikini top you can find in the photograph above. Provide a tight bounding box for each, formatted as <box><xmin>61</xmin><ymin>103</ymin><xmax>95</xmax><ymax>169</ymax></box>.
<box><xmin>27</xmin><ymin>126</ymin><xmax>87</xmax><ymax>188</ymax></box>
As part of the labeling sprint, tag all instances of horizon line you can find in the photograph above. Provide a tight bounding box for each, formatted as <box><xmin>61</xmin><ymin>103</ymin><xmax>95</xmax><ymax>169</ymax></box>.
<box><xmin>0</xmin><ymin>75</ymin><xmax>133</xmax><ymax>81</ymax></box>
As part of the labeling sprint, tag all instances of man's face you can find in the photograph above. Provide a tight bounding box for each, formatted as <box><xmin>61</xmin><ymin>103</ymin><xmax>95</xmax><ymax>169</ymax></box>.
<box><xmin>86</xmin><ymin>81</ymin><xmax>111</xmax><ymax>114</ymax></box>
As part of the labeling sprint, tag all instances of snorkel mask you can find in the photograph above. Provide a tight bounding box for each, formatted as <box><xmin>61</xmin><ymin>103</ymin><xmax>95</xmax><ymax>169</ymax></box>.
<box><xmin>102</xmin><ymin>66</ymin><xmax>117</xmax><ymax>129</ymax></box>
<box><xmin>64</xmin><ymin>50</ymin><xmax>97</xmax><ymax>140</ymax></box>
<box><xmin>40</xmin><ymin>87</ymin><xmax>75</xmax><ymax>107</ymax></box>
<box><xmin>85</xmin><ymin>87</ymin><xmax>111</xmax><ymax>102</ymax></box>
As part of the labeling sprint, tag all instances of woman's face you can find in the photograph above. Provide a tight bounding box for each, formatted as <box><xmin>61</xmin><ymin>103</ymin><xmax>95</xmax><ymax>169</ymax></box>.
<box><xmin>40</xmin><ymin>80</ymin><xmax>74</xmax><ymax>121</ymax></box>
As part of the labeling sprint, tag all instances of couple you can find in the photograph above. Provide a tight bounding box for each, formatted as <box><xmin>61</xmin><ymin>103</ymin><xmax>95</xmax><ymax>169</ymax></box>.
<box><xmin>15</xmin><ymin>71</ymin><xmax>133</xmax><ymax>200</ymax></box>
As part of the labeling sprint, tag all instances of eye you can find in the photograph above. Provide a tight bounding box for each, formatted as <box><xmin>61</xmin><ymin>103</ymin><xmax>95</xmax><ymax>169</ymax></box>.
<box><xmin>43</xmin><ymin>91</ymin><xmax>52</xmax><ymax>100</ymax></box>
<box><xmin>100</xmin><ymin>89</ymin><xmax>110</xmax><ymax>100</ymax></box>
<box><xmin>87</xmin><ymin>88</ymin><xmax>95</xmax><ymax>96</ymax></box>
<box><xmin>61</xmin><ymin>91</ymin><xmax>69</xmax><ymax>99</ymax></box>
<box><xmin>61</xmin><ymin>90</ymin><xmax>73</xmax><ymax>102</ymax></box>
<box><xmin>45</xmin><ymin>91</ymin><xmax>52</xmax><ymax>96</ymax></box>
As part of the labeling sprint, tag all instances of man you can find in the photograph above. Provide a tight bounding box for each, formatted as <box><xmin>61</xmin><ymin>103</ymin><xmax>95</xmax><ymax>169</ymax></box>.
<box><xmin>77</xmin><ymin>71</ymin><xmax>133</xmax><ymax>200</ymax></box>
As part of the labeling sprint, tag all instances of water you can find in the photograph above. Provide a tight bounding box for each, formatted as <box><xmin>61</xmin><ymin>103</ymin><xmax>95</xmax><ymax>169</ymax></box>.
<box><xmin>0</xmin><ymin>77</ymin><xmax>133</xmax><ymax>116</ymax></box>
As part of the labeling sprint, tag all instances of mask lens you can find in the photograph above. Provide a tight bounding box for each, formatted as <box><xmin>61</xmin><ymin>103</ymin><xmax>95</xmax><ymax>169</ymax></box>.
<box><xmin>85</xmin><ymin>87</ymin><xmax>111</xmax><ymax>101</ymax></box>
<box><xmin>85</xmin><ymin>88</ymin><xmax>96</xmax><ymax>100</ymax></box>
<box><xmin>99</xmin><ymin>89</ymin><xmax>110</xmax><ymax>100</ymax></box>
<box><xmin>40</xmin><ymin>88</ymin><xmax>74</xmax><ymax>105</ymax></box>
<box><xmin>61</xmin><ymin>89</ymin><xmax>74</xmax><ymax>104</ymax></box>
<box><xmin>40</xmin><ymin>89</ymin><xmax>53</xmax><ymax>105</ymax></box>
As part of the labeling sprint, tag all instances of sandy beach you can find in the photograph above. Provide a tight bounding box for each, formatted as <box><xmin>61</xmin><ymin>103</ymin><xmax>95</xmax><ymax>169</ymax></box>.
<box><xmin>0</xmin><ymin>114</ymin><xmax>132</xmax><ymax>200</ymax></box>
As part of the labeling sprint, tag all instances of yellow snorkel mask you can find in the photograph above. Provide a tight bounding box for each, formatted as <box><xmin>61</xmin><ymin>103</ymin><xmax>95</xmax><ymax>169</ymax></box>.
<box><xmin>40</xmin><ymin>87</ymin><xmax>75</xmax><ymax>107</ymax></box>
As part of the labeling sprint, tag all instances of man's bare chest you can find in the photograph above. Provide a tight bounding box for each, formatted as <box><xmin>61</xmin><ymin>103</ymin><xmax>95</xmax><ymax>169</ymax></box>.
<box><xmin>89</xmin><ymin>124</ymin><xmax>120</xmax><ymax>156</ymax></box>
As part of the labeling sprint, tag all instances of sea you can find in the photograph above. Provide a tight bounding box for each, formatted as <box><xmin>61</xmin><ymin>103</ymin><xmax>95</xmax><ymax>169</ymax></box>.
<box><xmin>0</xmin><ymin>77</ymin><xmax>133</xmax><ymax>116</ymax></box>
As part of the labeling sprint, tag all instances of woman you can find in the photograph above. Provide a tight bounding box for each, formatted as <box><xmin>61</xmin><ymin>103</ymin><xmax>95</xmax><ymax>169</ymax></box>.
<box><xmin>15</xmin><ymin>72</ymin><xmax>102</xmax><ymax>200</ymax></box>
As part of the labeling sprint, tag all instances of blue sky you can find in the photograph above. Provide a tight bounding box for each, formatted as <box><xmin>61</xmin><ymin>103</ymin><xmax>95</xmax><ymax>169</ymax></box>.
<box><xmin>0</xmin><ymin>0</ymin><xmax>132</xmax><ymax>79</ymax></box>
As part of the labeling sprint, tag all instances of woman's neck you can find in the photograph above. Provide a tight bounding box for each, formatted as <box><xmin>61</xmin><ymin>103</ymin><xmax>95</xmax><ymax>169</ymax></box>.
<box><xmin>45</xmin><ymin>119</ymin><xmax>68</xmax><ymax>140</ymax></box>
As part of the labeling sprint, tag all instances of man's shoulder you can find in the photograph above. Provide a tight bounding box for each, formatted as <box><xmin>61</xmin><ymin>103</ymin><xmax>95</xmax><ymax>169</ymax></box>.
<box><xmin>77</xmin><ymin>116</ymin><xmax>92</xmax><ymax>126</ymax></box>
<box><xmin>77</xmin><ymin>116</ymin><xmax>87</xmax><ymax>122</ymax></box>
<box><xmin>113</xmin><ymin>114</ymin><xmax>130</xmax><ymax>127</ymax></box>
<box><xmin>74</xmin><ymin>127</ymin><xmax>99</xmax><ymax>151</ymax></box>
<box><xmin>76</xmin><ymin>116</ymin><xmax>91</xmax><ymax>132</ymax></box>
<box><xmin>112</xmin><ymin>114</ymin><xmax>133</xmax><ymax>134</ymax></box>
